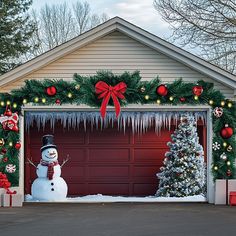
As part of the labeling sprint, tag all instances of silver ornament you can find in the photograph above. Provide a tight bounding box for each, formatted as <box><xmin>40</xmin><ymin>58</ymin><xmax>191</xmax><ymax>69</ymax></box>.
<box><xmin>212</xmin><ymin>142</ymin><xmax>220</xmax><ymax>151</ymax></box>
<box><xmin>220</xmin><ymin>152</ymin><xmax>227</xmax><ymax>161</ymax></box>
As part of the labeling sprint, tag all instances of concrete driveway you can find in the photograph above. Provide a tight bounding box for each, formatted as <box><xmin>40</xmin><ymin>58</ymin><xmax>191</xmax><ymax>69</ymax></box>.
<box><xmin>0</xmin><ymin>203</ymin><xmax>236</xmax><ymax>236</ymax></box>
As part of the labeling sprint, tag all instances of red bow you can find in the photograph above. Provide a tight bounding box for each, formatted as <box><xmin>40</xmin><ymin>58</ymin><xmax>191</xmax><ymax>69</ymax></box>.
<box><xmin>95</xmin><ymin>81</ymin><xmax>127</xmax><ymax>118</ymax></box>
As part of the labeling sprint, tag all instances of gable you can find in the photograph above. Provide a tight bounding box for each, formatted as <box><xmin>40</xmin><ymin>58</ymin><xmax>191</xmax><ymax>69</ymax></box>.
<box><xmin>1</xmin><ymin>30</ymin><xmax>234</xmax><ymax>98</ymax></box>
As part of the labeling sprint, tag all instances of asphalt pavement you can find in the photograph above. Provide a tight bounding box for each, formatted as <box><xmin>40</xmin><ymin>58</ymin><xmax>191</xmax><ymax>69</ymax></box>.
<box><xmin>0</xmin><ymin>203</ymin><xmax>236</xmax><ymax>236</ymax></box>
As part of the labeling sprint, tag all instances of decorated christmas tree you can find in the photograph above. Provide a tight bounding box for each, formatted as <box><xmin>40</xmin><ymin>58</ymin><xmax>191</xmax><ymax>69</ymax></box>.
<box><xmin>156</xmin><ymin>113</ymin><xmax>206</xmax><ymax>197</ymax></box>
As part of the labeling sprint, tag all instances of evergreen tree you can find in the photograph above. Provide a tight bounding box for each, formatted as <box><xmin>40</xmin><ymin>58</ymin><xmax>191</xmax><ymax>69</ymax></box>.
<box><xmin>0</xmin><ymin>0</ymin><xmax>36</xmax><ymax>74</ymax></box>
<box><xmin>156</xmin><ymin>113</ymin><xmax>206</xmax><ymax>197</ymax></box>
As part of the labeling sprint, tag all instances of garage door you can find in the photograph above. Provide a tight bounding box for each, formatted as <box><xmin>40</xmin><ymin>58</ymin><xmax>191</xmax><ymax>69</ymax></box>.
<box><xmin>25</xmin><ymin>121</ymin><xmax>206</xmax><ymax>196</ymax></box>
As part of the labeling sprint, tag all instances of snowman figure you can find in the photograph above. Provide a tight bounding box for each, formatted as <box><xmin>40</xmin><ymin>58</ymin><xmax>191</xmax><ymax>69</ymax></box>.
<box><xmin>31</xmin><ymin>135</ymin><xmax>68</xmax><ymax>201</ymax></box>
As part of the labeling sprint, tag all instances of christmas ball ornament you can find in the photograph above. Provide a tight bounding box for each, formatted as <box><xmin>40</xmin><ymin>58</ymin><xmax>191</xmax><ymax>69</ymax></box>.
<box><xmin>156</xmin><ymin>85</ymin><xmax>168</xmax><ymax>96</ymax></box>
<box><xmin>227</xmin><ymin>169</ymin><xmax>232</xmax><ymax>176</ymax></box>
<box><xmin>67</xmin><ymin>92</ymin><xmax>72</xmax><ymax>98</ymax></box>
<box><xmin>213</xmin><ymin>166</ymin><xmax>218</xmax><ymax>171</ymax></box>
<box><xmin>227</xmin><ymin>102</ymin><xmax>233</xmax><ymax>108</ymax></box>
<box><xmin>75</xmin><ymin>84</ymin><xmax>81</xmax><ymax>91</ymax></box>
<box><xmin>227</xmin><ymin>145</ymin><xmax>233</xmax><ymax>152</ymax></box>
<box><xmin>213</xmin><ymin>107</ymin><xmax>223</xmax><ymax>118</ymax></box>
<box><xmin>192</xmin><ymin>85</ymin><xmax>203</xmax><ymax>96</ymax></box>
<box><xmin>144</xmin><ymin>95</ymin><xmax>149</xmax><ymax>100</ymax></box>
<box><xmin>179</xmin><ymin>97</ymin><xmax>186</xmax><ymax>102</ymax></box>
<box><xmin>169</xmin><ymin>96</ymin><xmax>174</xmax><ymax>101</ymax></box>
<box><xmin>223</xmin><ymin>142</ymin><xmax>228</xmax><ymax>147</ymax></box>
<box><xmin>42</xmin><ymin>98</ymin><xmax>46</xmax><ymax>103</ymax></box>
<box><xmin>1</xmin><ymin>148</ymin><xmax>7</xmax><ymax>155</ymax></box>
<box><xmin>220</xmin><ymin>124</ymin><xmax>233</xmax><ymax>139</ymax></box>
<box><xmin>227</xmin><ymin>161</ymin><xmax>231</xmax><ymax>166</ymax></box>
<box><xmin>221</xmin><ymin>101</ymin><xmax>225</xmax><ymax>106</ymax></box>
<box><xmin>212</xmin><ymin>142</ymin><xmax>220</xmax><ymax>151</ymax></box>
<box><xmin>22</xmin><ymin>99</ymin><xmax>27</xmax><ymax>104</ymax></box>
<box><xmin>13</xmin><ymin>103</ymin><xmax>17</xmax><ymax>108</ymax></box>
<box><xmin>55</xmin><ymin>99</ymin><xmax>61</xmax><ymax>105</ymax></box>
<box><xmin>156</xmin><ymin>99</ymin><xmax>161</xmax><ymax>105</ymax></box>
<box><xmin>0</xmin><ymin>138</ymin><xmax>4</xmax><ymax>147</ymax></box>
<box><xmin>15</xmin><ymin>142</ymin><xmax>21</xmax><ymax>150</ymax></box>
<box><xmin>220</xmin><ymin>152</ymin><xmax>227</xmax><ymax>161</ymax></box>
<box><xmin>34</xmin><ymin>97</ymin><xmax>39</xmax><ymax>103</ymax></box>
<box><xmin>209</xmin><ymin>100</ymin><xmax>214</xmax><ymax>105</ymax></box>
<box><xmin>9</xmin><ymin>142</ymin><xmax>13</xmax><ymax>147</ymax></box>
<box><xmin>194</xmin><ymin>95</ymin><xmax>199</xmax><ymax>100</ymax></box>
<box><xmin>46</xmin><ymin>86</ymin><xmax>57</xmax><ymax>96</ymax></box>
<box><xmin>0</xmin><ymin>101</ymin><xmax>5</xmax><ymax>106</ymax></box>
<box><xmin>5</xmin><ymin>164</ymin><xmax>16</xmax><ymax>173</ymax></box>
<box><xmin>4</xmin><ymin>107</ymin><xmax>12</xmax><ymax>117</ymax></box>
<box><xmin>3</xmin><ymin>157</ymin><xmax>8</xmax><ymax>162</ymax></box>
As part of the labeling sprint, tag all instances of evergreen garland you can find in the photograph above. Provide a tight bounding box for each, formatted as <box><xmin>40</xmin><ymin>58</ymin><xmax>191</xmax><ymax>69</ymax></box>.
<box><xmin>0</xmin><ymin>71</ymin><xmax>235</xmax><ymax>186</ymax></box>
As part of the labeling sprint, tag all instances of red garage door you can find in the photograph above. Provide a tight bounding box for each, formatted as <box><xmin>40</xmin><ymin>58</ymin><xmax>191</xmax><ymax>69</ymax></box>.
<box><xmin>25</xmin><ymin>121</ymin><xmax>206</xmax><ymax>196</ymax></box>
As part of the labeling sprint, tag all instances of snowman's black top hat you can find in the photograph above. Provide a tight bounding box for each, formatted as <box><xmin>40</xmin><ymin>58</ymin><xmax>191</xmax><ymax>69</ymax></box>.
<box><xmin>41</xmin><ymin>135</ymin><xmax>57</xmax><ymax>152</ymax></box>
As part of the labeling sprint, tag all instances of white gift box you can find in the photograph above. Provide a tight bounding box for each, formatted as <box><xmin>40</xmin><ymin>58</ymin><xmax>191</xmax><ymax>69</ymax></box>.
<box><xmin>215</xmin><ymin>179</ymin><xmax>236</xmax><ymax>205</ymax></box>
<box><xmin>0</xmin><ymin>188</ymin><xmax>6</xmax><ymax>207</ymax></box>
<box><xmin>2</xmin><ymin>193</ymin><xmax>23</xmax><ymax>207</ymax></box>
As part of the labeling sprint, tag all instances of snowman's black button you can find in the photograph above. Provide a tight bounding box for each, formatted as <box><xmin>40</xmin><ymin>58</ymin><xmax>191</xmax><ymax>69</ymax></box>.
<box><xmin>51</xmin><ymin>183</ymin><xmax>54</xmax><ymax>186</ymax></box>
<box><xmin>51</xmin><ymin>188</ymin><xmax>54</xmax><ymax>191</ymax></box>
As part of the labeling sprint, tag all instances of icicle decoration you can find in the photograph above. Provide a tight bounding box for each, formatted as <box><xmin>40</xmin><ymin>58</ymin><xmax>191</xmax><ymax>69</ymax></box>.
<box><xmin>25</xmin><ymin>111</ymin><xmax>206</xmax><ymax>135</ymax></box>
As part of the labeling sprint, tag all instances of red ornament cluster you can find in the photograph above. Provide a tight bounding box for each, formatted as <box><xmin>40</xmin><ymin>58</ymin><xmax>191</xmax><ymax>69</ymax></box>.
<box><xmin>156</xmin><ymin>85</ymin><xmax>168</xmax><ymax>96</ymax></box>
<box><xmin>46</xmin><ymin>86</ymin><xmax>57</xmax><ymax>96</ymax></box>
<box><xmin>0</xmin><ymin>172</ymin><xmax>11</xmax><ymax>189</ymax></box>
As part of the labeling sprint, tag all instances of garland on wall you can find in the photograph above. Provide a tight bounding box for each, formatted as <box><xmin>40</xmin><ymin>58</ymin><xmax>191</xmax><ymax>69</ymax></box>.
<box><xmin>0</xmin><ymin>71</ymin><xmax>235</xmax><ymax>186</ymax></box>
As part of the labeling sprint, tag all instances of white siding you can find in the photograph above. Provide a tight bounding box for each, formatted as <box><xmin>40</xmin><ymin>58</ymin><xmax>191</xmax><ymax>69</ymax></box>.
<box><xmin>1</xmin><ymin>31</ymin><xmax>234</xmax><ymax>98</ymax></box>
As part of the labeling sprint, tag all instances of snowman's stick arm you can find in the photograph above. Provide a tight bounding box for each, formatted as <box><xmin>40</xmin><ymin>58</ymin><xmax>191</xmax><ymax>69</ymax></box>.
<box><xmin>61</xmin><ymin>154</ymin><xmax>70</xmax><ymax>168</ymax></box>
<box><xmin>27</xmin><ymin>158</ymin><xmax>37</xmax><ymax>168</ymax></box>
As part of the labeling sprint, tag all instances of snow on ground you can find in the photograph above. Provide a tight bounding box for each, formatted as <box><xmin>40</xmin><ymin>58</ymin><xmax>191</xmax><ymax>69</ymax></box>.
<box><xmin>25</xmin><ymin>194</ymin><xmax>207</xmax><ymax>203</ymax></box>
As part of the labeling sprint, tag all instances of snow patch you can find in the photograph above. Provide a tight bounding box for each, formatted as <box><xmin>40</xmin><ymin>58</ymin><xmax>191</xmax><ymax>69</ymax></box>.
<box><xmin>25</xmin><ymin>194</ymin><xmax>206</xmax><ymax>203</ymax></box>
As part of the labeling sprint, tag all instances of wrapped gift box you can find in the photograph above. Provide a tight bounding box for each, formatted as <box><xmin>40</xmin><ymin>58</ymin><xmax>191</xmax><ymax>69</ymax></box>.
<box><xmin>215</xmin><ymin>179</ymin><xmax>236</xmax><ymax>205</ymax></box>
<box><xmin>0</xmin><ymin>188</ymin><xmax>6</xmax><ymax>207</ymax></box>
<box><xmin>2</xmin><ymin>193</ymin><xmax>23</xmax><ymax>207</ymax></box>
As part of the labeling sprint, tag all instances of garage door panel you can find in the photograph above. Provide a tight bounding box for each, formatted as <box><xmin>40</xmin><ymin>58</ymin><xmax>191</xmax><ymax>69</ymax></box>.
<box><xmin>60</xmin><ymin>148</ymin><xmax>87</xmax><ymax>162</ymax></box>
<box><xmin>133</xmin><ymin>166</ymin><xmax>161</xmax><ymax>177</ymax></box>
<box><xmin>134</xmin><ymin>148</ymin><xmax>166</xmax><ymax>162</ymax></box>
<box><xmin>88</xmin><ymin>166</ymin><xmax>129</xmax><ymax>178</ymax></box>
<box><xmin>69</xmin><ymin>184</ymin><xmax>87</xmax><ymax>195</ymax></box>
<box><xmin>133</xmin><ymin>183</ymin><xmax>157</xmax><ymax>196</ymax></box>
<box><xmin>89</xmin><ymin>148</ymin><xmax>130</xmax><ymax>162</ymax></box>
<box><xmin>63</xmin><ymin>166</ymin><xmax>85</xmax><ymax>178</ymax></box>
<box><xmin>88</xmin><ymin>183</ymin><xmax>129</xmax><ymax>195</ymax></box>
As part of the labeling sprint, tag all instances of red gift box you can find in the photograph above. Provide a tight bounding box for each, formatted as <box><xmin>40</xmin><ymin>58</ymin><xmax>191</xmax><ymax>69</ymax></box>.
<box><xmin>229</xmin><ymin>192</ymin><xmax>236</xmax><ymax>206</ymax></box>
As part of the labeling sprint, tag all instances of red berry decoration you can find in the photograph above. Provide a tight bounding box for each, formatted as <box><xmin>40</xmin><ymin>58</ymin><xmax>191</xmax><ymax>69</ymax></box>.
<box><xmin>3</xmin><ymin>157</ymin><xmax>8</xmax><ymax>162</ymax></box>
<box><xmin>15</xmin><ymin>142</ymin><xmax>21</xmax><ymax>150</ymax></box>
<box><xmin>192</xmin><ymin>85</ymin><xmax>203</xmax><ymax>96</ymax></box>
<box><xmin>179</xmin><ymin>97</ymin><xmax>186</xmax><ymax>102</ymax></box>
<box><xmin>156</xmin><ymin>85</ymin><xmax>168</xmax><ymax>96</ymax></box>
<box><xmin>46</xmin><ymin>86</ymin><xmax>57</xmax><ymax>96</ymax></box>
<box><xmin>220</xmin><ymin>124</ymin><xmax>233</xmax><ymax>139</ymax></box>
<box><xmin>227</xmin><ymin>169</ymin><xmax>232</xmax><ymax>177</ymax></box>
<box><xmin>55</xmin><ymin>99</ymin><xmax>61</xmax><ymax>105</ymax></box>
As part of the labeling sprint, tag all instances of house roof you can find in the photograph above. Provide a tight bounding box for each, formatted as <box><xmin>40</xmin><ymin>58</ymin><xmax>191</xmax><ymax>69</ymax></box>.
<box><xmin>0</xmin><ymin>16</ymin><xmax>235</xmax><ymax>90</ymax></box>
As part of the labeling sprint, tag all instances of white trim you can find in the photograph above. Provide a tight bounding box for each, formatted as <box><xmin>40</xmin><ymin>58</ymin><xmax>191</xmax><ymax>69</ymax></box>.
<box><xmin>20</xmin><ymin>104</ymin><xmax>214</xmax><ymax>203</ymax></box>
<box><xmin>0</xmin><ymin>17</ymin><xmax>235</xmax><ymax>90</ymax></box>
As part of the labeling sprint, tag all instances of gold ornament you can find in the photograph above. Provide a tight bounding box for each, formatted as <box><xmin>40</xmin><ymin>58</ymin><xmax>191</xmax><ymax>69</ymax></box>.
<box><xmin>144</xmin><ymin>95</ymin><xmax>149</xmax><ymax>100</ymax></box>
<box><xmin>221</xmin><ymin>101</ymin><xmax>225</xmax><ymax>106</ymax></box>
<box><xmin>214</xmin><ymin>166</ymin><xmax>218</xmax><ymax>171</ymax></box>
<box><xmin>140</xmin><ymin>87</ymin><xmax>146</xmax><ymax>93</ymax></box>
<box><xmin>227</xmin><ymin>161</ymin><xmax>231</xmax><ymax>166</ymax></box>
<box><xmin>22</xmin><ymin>99</ymin><xmax>27</xmax><ymax>104</ymax></box>
<box><xmin>209</xmin><ymin>100</ymin><xmax>214</xmax><ymax>105</ymax></box>
<box><xmin>223</xmin><ymin>142</ymin><xmax>227</xmax><ymax>148</ymax></box>
<box><xmin>169</xmin><ymin>96</ymin><xmax>174</xmax><ymax>101</ymax></box>
<box><xmin>227</xmin><ymin>145</ymin><xmax>233</xmax><ymax>152</ymax></box>
<box><xmin>75</xmin><ymin>84</ymin><xmax>81</xmax><ymax>90</ymax></box>
<box><xmin>228</xmin><ymin>102</ymin><xmax>233</xmax><ymax>108</ymax></box>
<box><xmin>68</xmin><ymin>92</ymin><xmax>72</xmax><ymax>98</ymax></box>
<box><xmin>0</xmin><ymin>138</ymin><xmax>4</xmax><ymax>146</ymax></box>
<box><xmin>194</xmin><ymin>95</ymin><xmax>199</xmax><ymax>100</ymax></box>
<box><xmin>42</xmin><ymin>98</ymin><xmax>46</xmax><ymax>103</ymax></box>
<box><xmin>156</xmin><ymin>99</ymin><xmax>161</xmax><ymax>105</ymax></box>
<box><xmin>0</xmin><ymin>101</ymin><xmax>4</xmax><ymax>107</ymax></box>
<box><xmin>13</xmin><ymin>103</ymin><xmax>17</xmax><ymax>108</ymax></box>
<box><xmin>34</xmin><ymin>97</ymin><xmax>39</xmax><ymax>103</ymax></box>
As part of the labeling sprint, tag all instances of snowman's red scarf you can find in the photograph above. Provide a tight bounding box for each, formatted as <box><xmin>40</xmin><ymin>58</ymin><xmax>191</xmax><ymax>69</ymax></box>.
<box><xmin>40</xmin><ymin>160</ymin><xmax>59</xmax><ymax>180</ymax></box>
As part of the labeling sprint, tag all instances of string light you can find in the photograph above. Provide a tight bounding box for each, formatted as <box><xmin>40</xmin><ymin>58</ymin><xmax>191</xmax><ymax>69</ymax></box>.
<box><xmin>13</xmin><ymin>103</ymin><xmax>17</xmax><ymax>108</ymax></box>
<box><xmin>22</xmin><ymin>99</ymin><xmax>27</xmax><ymax>104</ymax></box>
<box><xmin>67</xmin><ymin>93</ymin><xmax>72</xmax><ymax>98</ymax></box>
<box><xmin>34</xmin><ymin>97</ymin><xmax>39</xmax><ymax>103</ymax></box>
<box><xmin>169</xmin><ymin>96</ymin><xmax>174</xmax><ymax>101</ymax></box>
<box><xmin>144</xmin><ymin>95</ymin><xmax>149</xmax><ymax>100</ymax></box>
<box><xmin>209</xmin><ymin>100</ymin><xmax>214</xmax><ymax>105</ymax></box>
<box><xmin>42</xmin><ymin>98</ymin><xmax>46</xmax><ymax>103</ymax></box>
<box><xmin>156</xmin><ymin>99</ymin><xmax>161</xmax><ymax>105</ymax></box>
<box><xmin>6</xmin><ymin>101</ymin><xmax>11</xmax><ymax>105</ymax></box>
<box><xmin>194</xmin><ymin>95</ymin><xmax>199</xmax><ymax>100</ymax></box>
<box><xmin>214</xmin><ymin>166</ymin><xmax>218</xmax><ymax>171</ymax></box>
<box><xmin>223</xmin><ymin>142</ymin><xmax>227</xmax><ymax>148</ymax></box>
<box><xmin>228</xmin><ymin>102</ymin><xmax>233</xmax><ymax>108</ymax></box>
<box><xmin>0</xmin><ymin>101</ymin><xmax>5</xmax><ymax>106</ymax></box>
<box><xmin>221</xmin><ymin>101</ymin><xmax>225</xmax><ymax>106</ymax></box>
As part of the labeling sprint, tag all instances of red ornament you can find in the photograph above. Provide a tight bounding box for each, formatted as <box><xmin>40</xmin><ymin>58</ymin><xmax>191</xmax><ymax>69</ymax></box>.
<box><xmin>227</xmin><ymin>169</ymin><xmax>232</xmax><ymax>177</ymax></box>
<box><xmin>220</xmin><ymin>124</ymin><xmax>233</xmax><ymax>139</ymax></box>
<box><xmin>4</xmin><ymin>106</ymin><xmax>12</xmax><ymax>117</ymax></box>
<box><xmin>156</xmin><ymin>85</ymin><xmax>168</xmax><ymax>96</ymax></box>
<box><xmin>192</xmin><ymin>85</ymin><xmax>203</xmax><ymax>96</ymax></box>
<box><xmin>95</xmin><ymin>81</ymin><xmax>127</xmax><ymax>118</ymax></box>
<box><xmin>0</xmin><ymin>112</ymin><xmax>19</xmax><ymax>132</ymax></box>
<box><xmin>179</xmin><ymin>97</ymin><xmax>186</xmax><ymax>102</ymax></box>
<box><xmin>55</xmin><ymin>99</ymin><xmax>61</xmax><ymax>105</ymax></box>
<box><xmin>3</xmin><ymin>157</ymin><xmax>8</xmax><ymax>162</ymax></box>
<box><xmin>1</xmin><ymin>148</ymin><xmax>7</xmax><ymax>154</ymax></box>
<box><xmin>15</xmin><ymin>142</ymin><xmax>21</xmax><ymax>150</ymax></box>
<box><xmin>46</xmin><ymin>86</ymin><xmax>57</xmax><ymax>96</ymax></box>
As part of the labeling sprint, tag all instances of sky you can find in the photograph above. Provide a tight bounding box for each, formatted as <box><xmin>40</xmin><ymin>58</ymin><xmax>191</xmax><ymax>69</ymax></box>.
<box><xmin>31</xmin><ymin>0</ymin><xmax>172</xmax><ymax>39</ymax></box>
